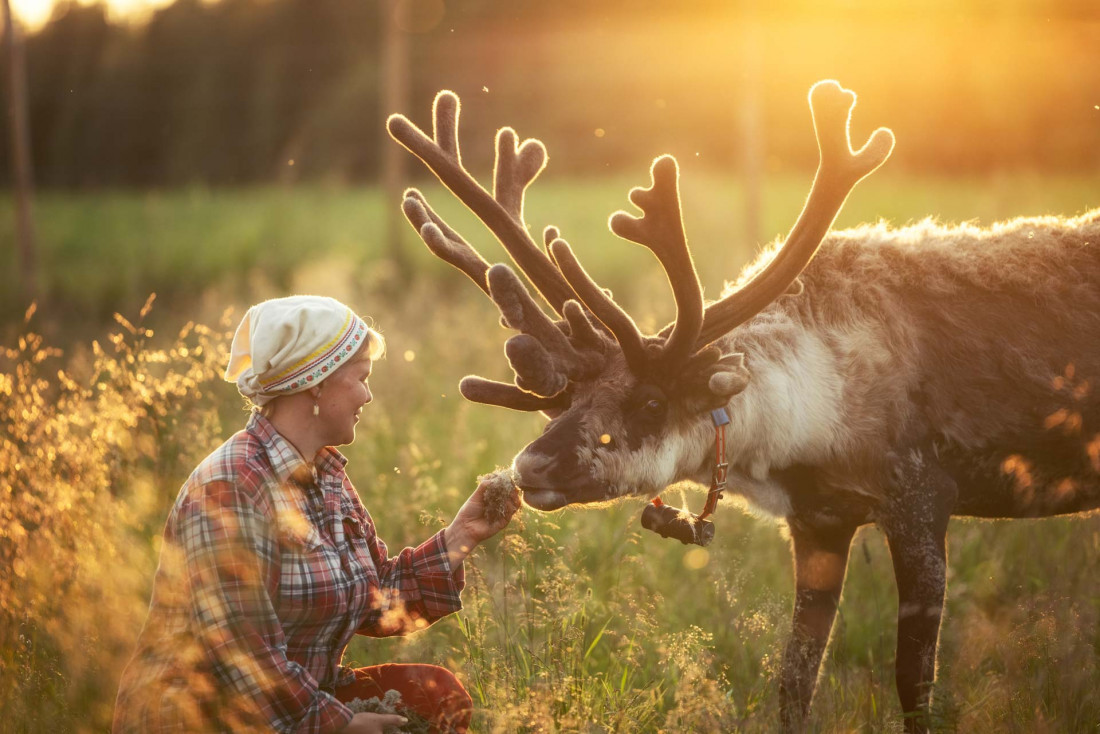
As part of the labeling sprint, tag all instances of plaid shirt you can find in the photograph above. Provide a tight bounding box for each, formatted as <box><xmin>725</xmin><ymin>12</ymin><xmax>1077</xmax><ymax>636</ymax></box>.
<box><xmin>113</xmin><ymin>413</ymin><xmax>464</xmax><ymax>733</ymax></box>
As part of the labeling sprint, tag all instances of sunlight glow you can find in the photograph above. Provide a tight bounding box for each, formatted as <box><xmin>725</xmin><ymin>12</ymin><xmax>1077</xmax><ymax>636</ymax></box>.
<box><xmin>13</xmin><ymin>0</ymin><xmax>180</xmax><ymax>30</ymax></box>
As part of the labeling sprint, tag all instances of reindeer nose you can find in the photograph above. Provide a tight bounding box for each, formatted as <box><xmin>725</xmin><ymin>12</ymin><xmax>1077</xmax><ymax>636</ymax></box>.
<box><xmin>513</xmin><ymin>452</ymin><xmax>555</xmax><ymax>489</ymax></box>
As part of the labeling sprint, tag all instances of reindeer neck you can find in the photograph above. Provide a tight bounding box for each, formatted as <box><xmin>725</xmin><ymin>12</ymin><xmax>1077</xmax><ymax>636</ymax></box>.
<box><xmin>722</xmin><ymin>311</ymin><xmax>846</xmax><ymax>482</ymax></box>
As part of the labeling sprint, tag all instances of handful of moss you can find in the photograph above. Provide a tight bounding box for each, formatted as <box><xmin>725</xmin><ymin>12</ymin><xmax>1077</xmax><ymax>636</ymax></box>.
<box><xmin>346</xmin><ymin>690</ymin><xmax>430</xmax><ymax>733</ymax></box>
<box><xmin>479</xmin><ymin>467</ymin><xmax>519</xmax><ymax>523</ymax></box>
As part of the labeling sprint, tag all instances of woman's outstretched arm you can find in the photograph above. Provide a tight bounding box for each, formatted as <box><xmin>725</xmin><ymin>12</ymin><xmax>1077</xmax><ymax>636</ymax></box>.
<box><xmin>357</xmin><ymin>476</ymin><xmax>521</xmax><ymax>637</ymax></box>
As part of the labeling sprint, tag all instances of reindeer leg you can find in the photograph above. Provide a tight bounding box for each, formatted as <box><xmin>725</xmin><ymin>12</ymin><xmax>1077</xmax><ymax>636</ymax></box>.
<box><xmin>879</xmin><ymin>448</ymin><xmax>957</xmax><ymax>733</ymax></box>
<box><xmin>780</xmin><ymin>520</ymin><xmax>858</xmax><ymax>732</ymax></box>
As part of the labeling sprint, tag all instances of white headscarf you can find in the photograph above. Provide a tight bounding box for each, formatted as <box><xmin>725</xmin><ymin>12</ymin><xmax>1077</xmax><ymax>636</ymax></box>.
<box><xmin>224</xmin><ymin>295</ymin><xmax>372</xmax><ymax>406</ymax></box>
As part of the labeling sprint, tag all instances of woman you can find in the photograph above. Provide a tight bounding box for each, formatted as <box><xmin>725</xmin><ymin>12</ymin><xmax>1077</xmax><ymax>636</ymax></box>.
<box><xmin>113</xmin><ymin>295</ymin><xmax>520</xmax><ymax>733</ymax></box>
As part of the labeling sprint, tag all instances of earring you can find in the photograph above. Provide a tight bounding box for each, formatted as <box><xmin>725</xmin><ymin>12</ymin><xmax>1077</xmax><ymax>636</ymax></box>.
<box><xmin>312</xmin><ymin>402</ymin><xmax>320</xmax><ymax>417</ymax></box>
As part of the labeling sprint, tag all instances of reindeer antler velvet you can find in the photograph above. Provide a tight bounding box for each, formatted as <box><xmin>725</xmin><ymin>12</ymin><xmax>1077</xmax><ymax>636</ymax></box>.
<box><xmin>387</xmin><ymin>81</ymin><xmax>892</xmax><ymax>411</ymax></box>
<box><xmin>608</xmin><ymin>155</ymin><xmax>703</xmax><ymax>374</ymax></box>
<box><xmin>388</xmin><ymin>92</ymin><xmax>576</xmax><ymax>313</ymax></box>
<box><xmin>692</xmin><ymin>81</ymin><xmax>895</xmax><ymax>347</ymax></box>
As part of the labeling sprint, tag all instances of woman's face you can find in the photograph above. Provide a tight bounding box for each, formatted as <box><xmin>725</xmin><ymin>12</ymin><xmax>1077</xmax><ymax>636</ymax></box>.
<box><xmin>316</xmin><ymin>355</ymin><xmax>373</xmax><ymax>447</ymax></box>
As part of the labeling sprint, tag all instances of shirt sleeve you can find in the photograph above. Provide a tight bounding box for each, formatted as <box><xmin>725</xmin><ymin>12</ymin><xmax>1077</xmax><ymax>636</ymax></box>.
<box><xmin>175</xmin><ymin>480</ymin><xmax>354</xmax><ymax>734</ymax></box>
<box><xmin>357</xmin><ymin>512</ymin><xmax>466</xmax><ymax>638</ymax></box>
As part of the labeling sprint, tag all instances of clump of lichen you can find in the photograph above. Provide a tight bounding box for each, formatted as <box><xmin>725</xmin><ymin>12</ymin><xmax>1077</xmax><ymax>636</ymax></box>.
<box><xmin>346</xmin><ymin>689</ymin><xmax>431</xmax><ymax>733</ymax></box>
<box><xmin>479</xmin><ymin>467</ymin><xmax>518</xmax><ymax>523</ymax></box>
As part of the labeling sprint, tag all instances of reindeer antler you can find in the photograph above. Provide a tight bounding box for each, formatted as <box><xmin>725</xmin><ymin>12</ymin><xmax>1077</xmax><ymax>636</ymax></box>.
<box><xmin>608</xmin><ymin>155</ymin><xmax>704</xmax><ymax>374</ymax></box>
<box><xmin>542</xmin><ymin>154</ymin><xmax>706</xmax><ymax>379</ymax></box>
<box><xmin>388</xmin><ymin>82</ymin><xmax>892</xmax><ymax>412</ymax></box>
<box><xmin>459</xmin><ymin>375</ymin><xmax>570</xmax><ymax>413</ymax></box>
<box><xmin>387</xmin><ymin>92</ymin><xmax>576</xmax><ymax>313</ymax></box>
<box><xmin>401</xmin><ymin>192</ymin><xmax>492</xmax><ymax>295</ymax></box>
<box><xmin>389</xmin><ymin>94</ymin><xmax>618</xmax><ymax>410</ymax></box>
<box><xmin>547</xmin><ymin>236</ymin><xmax>650</xmax><ymax>374</ymax></box>
<box><xmin>487</xmin><ymin>265</ymin><xmax>604</xmax><ymax>383</ymax></box>
<box><xmin>693</xmin><ymin>80</ymin><xmax>894</xmax><ymax>347</ymax></box>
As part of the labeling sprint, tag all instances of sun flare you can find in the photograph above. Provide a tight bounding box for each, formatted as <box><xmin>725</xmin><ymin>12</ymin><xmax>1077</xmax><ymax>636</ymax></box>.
<box><xmin>13</xmin><ymin>0</ymin><xmax>179</xmax><ymax>30</ymax></box>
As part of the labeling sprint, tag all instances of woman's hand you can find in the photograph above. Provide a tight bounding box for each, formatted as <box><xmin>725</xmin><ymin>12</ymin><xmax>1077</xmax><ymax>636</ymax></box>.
<box><xmin>443</xmin><ymin>476</ymin><xmax>522</xmax><ymax>566</ymax></box>
<box><xmin>339</xmin><ymin>711</ymin><xmax>408</xmax><ymax>733</ymax></box>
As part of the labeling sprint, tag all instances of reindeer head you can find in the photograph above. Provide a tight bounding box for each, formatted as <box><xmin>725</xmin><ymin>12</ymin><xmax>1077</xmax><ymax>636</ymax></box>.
<box><xmin>387</xmin><ymin>82</ymin><xmax>893</xmax><ymax>511</ymax></box>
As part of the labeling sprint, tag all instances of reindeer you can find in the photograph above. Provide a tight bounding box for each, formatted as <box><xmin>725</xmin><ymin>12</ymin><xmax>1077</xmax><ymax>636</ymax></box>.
<box><xmin>386</xmin><ymin>81</ymin><xmax>1100</xmax><ymax>732</ymax></box>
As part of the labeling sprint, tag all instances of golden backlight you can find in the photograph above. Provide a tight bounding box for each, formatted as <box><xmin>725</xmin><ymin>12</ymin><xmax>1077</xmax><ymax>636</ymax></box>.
<box><xmin>12</xmin><ymin>0</ymin><xmax>176</xmax><ymax>29</ymax></box>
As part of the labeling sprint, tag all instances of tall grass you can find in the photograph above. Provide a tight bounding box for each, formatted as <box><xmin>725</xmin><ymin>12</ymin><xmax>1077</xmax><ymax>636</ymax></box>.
<box><xmin>0</xmin><ymin>298</ymin><xmax>233</xmax><ymax>731</ymax></box>
<box><xmin>2</xmin><ymin>176</ymin><xmax>1099</xmax><ymax>731</ymax></box>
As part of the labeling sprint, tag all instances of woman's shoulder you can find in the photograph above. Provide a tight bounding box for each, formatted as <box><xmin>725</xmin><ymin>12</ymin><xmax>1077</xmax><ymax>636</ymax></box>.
<box><xmin>179</xmin><ymin>429</ymin><xmax>274</xmax><ymax>505</ymax></box>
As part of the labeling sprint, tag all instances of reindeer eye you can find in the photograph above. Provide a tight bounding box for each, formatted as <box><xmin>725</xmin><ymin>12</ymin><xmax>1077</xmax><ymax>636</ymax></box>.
<box><xmin>599</xmin><ymin>433</ymin><xmax>613</xmax><ymax>446</ymax></box>
<box><xmin>630</xmin><ymin>384</ymin><xmax>669</xmax><ymax>425</ymax></box>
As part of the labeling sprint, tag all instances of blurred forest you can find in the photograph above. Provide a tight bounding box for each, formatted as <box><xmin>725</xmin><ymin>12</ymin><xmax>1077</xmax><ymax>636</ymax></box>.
<box><xmin>5</xmin><ymin>0</ymin><xmax>1100</xmax><ymax>188</ymax></box>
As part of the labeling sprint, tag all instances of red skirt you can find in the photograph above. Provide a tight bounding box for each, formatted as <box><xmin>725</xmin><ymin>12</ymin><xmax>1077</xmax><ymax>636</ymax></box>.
<box><xmin>334</xmin><ymin>664</ymin><xmax>473</xmax><ymax>734</ymax></box>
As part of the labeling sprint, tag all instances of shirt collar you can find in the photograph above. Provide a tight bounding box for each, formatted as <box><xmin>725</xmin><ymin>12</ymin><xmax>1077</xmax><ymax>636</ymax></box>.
<box><xmin>246</xmin><ymin>412</ymin><xmax>348</xmax><ymax>487</ymax></box>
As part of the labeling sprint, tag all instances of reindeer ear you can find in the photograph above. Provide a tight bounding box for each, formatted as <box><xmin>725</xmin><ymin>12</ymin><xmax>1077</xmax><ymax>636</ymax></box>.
<box><xmin>677</xmin><ymin>351</ymin><xmax>751</xmax><ymax>412</ymax></box>
<box><xmin>708</xmin><ymin>366</ymin><xmax>750</xmax><ymax>397</ymax></box>
<box><xmin>707</xmin><ymin>353</ymin><xmax>750</xmax><ymax>399</ymax></box>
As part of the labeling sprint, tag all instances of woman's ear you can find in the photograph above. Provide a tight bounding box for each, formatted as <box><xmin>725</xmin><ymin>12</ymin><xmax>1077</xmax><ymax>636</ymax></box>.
<box><xmin>309</xmin><ymin>384</ymin><xmax>323</xmax><ymax>401</ymax></box>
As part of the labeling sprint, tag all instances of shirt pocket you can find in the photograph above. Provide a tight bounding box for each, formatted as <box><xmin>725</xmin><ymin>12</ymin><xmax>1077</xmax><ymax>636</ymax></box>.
<box><xmin>340</xmin><ymin>513</ymin><xmax>378</xmax><ymax>580</ymax></box>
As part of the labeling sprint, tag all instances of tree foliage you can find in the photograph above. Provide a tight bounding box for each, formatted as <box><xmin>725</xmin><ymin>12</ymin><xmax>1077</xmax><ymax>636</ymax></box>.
<box><xmin>5</xmin><ymin>0</ymin><xmax>1100</xmax><ymax>187</ymax></box>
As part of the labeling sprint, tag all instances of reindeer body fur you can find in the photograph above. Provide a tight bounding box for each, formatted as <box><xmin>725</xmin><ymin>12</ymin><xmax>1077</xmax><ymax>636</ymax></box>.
<box><xmin>725</xmin><ymin>208</ymin><xmax>1100</xmax><ymax>522</ymax></box>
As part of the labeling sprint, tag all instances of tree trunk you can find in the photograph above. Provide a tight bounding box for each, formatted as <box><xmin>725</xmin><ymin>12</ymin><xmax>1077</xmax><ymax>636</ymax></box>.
<box><xmin>380</xmin><ymin>0</ymin><xmax>410</xmax><ymax>278</ymax></box>
<box><xmin>2</xmin><ymin>0</ymin><xmax>37</xmax><ymax>305</ymax></box>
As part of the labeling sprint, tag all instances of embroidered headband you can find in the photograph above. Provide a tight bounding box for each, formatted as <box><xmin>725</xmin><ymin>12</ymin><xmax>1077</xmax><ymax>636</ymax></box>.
<box><xmin>224</xmin><ymin>295</ymin><xmax>378</xmax><ymax>406</ymax></box>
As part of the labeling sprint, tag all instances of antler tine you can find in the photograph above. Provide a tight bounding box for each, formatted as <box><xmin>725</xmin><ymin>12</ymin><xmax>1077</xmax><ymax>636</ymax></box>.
<box><xmin>543</xmin><ymin>226</ymin><xmax>560</xmax><ymax>250</ymax></box>
<box><xmin>609</xmin><ymin>155</ymin><xmax>703</xmax><ymax>372</ymax></box>
<box><xmin>549</xmin><ymin>237</ymin><xmax>650</xmax><ymax>374</ymax></box>
<box><xmin>459</xmin><ymin>375</ymin><xmax>570</xmax><ymax>413</ymax></box>
<box><xmin>487</xmin><ymin>264</ymin><xmax>603</xmax><ymax>381</ymax></box>
<box><xmin>402</xmin><ymin>191</ymin><xmax>491</xmax><ymax>295</ymax></box>
<box><xmin>387</xmin><ymin>91</ymin><xmax>576</xmax><ymax>315</ymax></box>
<box><xmin>694</xmin><ymin>80</ymin><xmax>894</xmax><ymax>348</ymax></box>
<box><xmin>562</xmin><ymin>300</ymin><xmax>604</xmax><ymax>352</ymax></box>
<box><xmin>447</xmin><ymin>263</ymin><xmax>606</xmax><ymax>409</ymax></box>
<box><xmin>495</xmin><ymin>128</ymin><xmax>545</xmax><ymax>223</ymax></box>
<box><xmin>434</xmin><ymin>90</ymin><xmax>460</xmax><ymax>159</ymax></box>
<box><xmin>505</xmin><ymin>335</ymin><xmax>568</xmax><ymax>397</ymax></box>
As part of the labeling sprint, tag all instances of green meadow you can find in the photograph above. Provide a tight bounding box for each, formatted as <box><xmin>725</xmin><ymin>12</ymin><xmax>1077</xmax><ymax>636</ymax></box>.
<box><xmin>3</xmin><ymin>173</ymin><xmax>1100</xmax><ymax>732</ymax></box>
<box><xmin>5</xmin><ymin>170</ymin><xmax>1100</xmax><ymax>331</ymax></box>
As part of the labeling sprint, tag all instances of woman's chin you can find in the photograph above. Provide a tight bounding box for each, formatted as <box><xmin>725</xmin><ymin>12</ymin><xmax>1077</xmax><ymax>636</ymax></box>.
<box><xmin>328</xmin><ymin>426</ymin><xmax>357</xmax><ymax>448</ymax></box>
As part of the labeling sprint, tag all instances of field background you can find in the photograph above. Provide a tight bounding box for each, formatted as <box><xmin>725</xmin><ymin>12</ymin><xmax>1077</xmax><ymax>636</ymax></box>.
<box><xmin>3</xmin><ymin>1</ymin><xmax>1100</xmax><ymax>732</ymax></box>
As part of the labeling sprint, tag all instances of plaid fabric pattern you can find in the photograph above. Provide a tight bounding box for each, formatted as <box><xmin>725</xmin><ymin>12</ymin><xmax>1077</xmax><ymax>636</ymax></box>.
<box><xmin>113</xmin><ymin>413</ymin><xmax>464</xmax><ymax>733</ymax></box>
